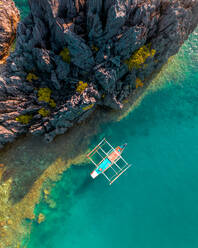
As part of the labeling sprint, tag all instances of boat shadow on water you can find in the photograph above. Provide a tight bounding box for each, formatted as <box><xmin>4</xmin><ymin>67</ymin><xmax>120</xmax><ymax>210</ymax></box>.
<box><xmin>74</xmin><ymin>174</ymin><xmax>94</xmax><ymax>196</ymax></box>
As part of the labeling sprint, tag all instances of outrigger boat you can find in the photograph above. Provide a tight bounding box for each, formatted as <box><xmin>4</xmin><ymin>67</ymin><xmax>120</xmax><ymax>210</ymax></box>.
<box><xmin>87</xmin><ymin>138</ymin><xmax>131</xmax><ymax>185</ymax></box>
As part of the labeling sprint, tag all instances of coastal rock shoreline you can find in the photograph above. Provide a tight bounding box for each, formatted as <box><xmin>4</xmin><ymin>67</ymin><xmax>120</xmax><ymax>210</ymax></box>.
<box><xmin>0</xmin><ymin>0</ymin><xmax>20</xmax><ymax>64</ymax></box>
<box><xmin>0</xmin><ymin>0</ymin><xmax>198</xmax><ymax>149</ymax></box>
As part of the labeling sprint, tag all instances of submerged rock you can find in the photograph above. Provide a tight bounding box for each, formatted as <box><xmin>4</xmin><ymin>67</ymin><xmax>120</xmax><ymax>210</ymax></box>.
<box><xmin>0</xmin><ymin>0</ymin><xmax>198</xmax><ymax>148</ymax></box>
<box><xmin>37</xmin><ymin>213</ymin><xmax>45</xmax><ymax>224</ymax></box>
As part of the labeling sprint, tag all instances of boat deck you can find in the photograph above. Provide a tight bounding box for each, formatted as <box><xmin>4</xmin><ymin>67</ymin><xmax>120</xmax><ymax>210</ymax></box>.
<box><xmin>87</xmin><ymin>138</ymin><xmax>131</xmax><ymax>185</ymax></box>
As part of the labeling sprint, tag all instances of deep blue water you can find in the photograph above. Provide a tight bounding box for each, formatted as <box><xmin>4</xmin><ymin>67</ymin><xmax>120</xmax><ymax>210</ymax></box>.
<box><xmin>25</xmin><ymin>29</ymin><xmax>198</xmax><ymax>248</ymax></box>
<box><xmin>12</xmin><ymin>2</ymin><xmax>198</xmax><ymax>247</ymax></box>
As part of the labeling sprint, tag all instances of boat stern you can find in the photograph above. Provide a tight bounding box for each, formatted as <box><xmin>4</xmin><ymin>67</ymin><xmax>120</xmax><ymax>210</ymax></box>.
<box><xmin>90</xmin><ymin>170</ymin><xmax>99</xmax><ymax>179</ymax></box>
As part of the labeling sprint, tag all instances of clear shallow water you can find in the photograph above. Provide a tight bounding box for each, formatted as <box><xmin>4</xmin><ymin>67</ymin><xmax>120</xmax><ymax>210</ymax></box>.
<box><xmin>10</xmin><ymin>1</ymin><xmax>198</xmax><ymax>246</ymax></box>
<box><xmin>24</xmin><ymin>29</ymin><xmax>198</xmax><ymax>248</ymax></box>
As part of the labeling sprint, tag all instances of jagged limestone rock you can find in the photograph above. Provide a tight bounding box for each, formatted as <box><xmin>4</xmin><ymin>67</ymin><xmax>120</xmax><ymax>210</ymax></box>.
<box><xmin>0</xmin><ymin>0</ymin><xmax>198</xmax><ymax>148</ymax></box>
<box><xmin>0</xmin><ymin>0</ymin><xmax>20</xmax><ymax>63</ymax></box>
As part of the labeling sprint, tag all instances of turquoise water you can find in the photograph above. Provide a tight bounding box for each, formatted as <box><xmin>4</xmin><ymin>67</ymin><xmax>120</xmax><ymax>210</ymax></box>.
<box><xmin>14</xmin><ymin>0</ymin><xmax>29</xmax><ymax>19</ymax></box>
<box><xmin>24</xmin><ymin>29</ymin><xmax>198</xmax><ymax>248</ymax></box>
<box><xmin>11</xmin><ymin>1</ymin><xmax>198</xmax><ymax>246</ymax></box>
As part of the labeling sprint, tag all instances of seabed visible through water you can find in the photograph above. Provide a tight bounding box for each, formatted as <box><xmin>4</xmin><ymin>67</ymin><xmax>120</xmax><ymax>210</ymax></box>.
<box><xmin>1</xmin><ymin>2</ymin><xmax>198</xmax><ymax>247</ymax></box>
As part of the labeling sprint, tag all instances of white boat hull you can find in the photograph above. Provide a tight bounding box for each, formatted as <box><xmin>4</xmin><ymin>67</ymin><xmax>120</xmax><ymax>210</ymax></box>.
<box><xmin>90</xmin><ymin>170</ymin><xmax>99</xmax><ymax>179</ymax></box>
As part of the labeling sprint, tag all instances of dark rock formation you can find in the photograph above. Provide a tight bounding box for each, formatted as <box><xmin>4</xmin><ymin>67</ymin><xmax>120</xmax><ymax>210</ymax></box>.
<box><xmin>0</xmin><ymin>0</ymin><xmax>20</xmax><ymax>63</ymax></box>
<box><xmin>0</xmin><ymin>0</ymin><xmax>198</xmax><ymax>148</ymax></box>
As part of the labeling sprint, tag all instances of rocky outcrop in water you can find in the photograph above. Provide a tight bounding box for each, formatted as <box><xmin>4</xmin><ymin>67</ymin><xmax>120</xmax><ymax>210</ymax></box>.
<box><xmin>0</xmin><ymin>0</ymin><xmax>20</xmax><ymax>63</ymax></box>
<box><xmin>0</xmin><ymin>0</ymin><xmax>198</xmax><ymax>148</ymax></box>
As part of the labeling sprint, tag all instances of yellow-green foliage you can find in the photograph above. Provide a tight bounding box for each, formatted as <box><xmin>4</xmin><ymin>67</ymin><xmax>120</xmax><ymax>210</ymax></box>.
<box><xmin>38</xmin><ymin>88</ymin><xmax>52</xmax><ymax>103</ymax></box>
<box><xmin>16</xmin><ymin>114</ymin><xmax>32</xmax><ymax>124</ymax></box>
<box><xmin>38</xmin><ymin>108</ymin><xmax>50</xmax><ymax>117</ymax></box>
<box><xmin>76</xmin><ymin>81</ymin><xmax>88</xmax><ymax>94</ymax></box>
<box><xmin>26</xmin><ymin>73</ymin><xmax>38</xmax><ymax>82</ymax></box>
<box><xmin>49</xmin><ymin>99</ymin><xmax>56</xmax><ymax>108</ymax></box>
<box><xmin>10</xmin><ymin>39</ymin><xmax>16</xmax><ymax>52</ymax></box>
<box><xmin>122</xmin><ymin>99</ymin><xmax>129</xmax><ymax>104</ymax></box>
<box><xmin>136</xmin><ymin>78</ymin><xmax>144</xmax><ymax>88</ymax></box>
<box><xmin>125</xmin><ymin>44</ymin><xmax>156</xmax><ymax>70</ymax></box>
<box><xmin>92</xmin><ymin>45</ymin><xmax>99</xmax><ymax>52</ymax></box>
<box><xmin>59</xmin><ymin>47</ymin><xmax>71</xmax><ymax>63</ymax></box>
<box><xmin>82</xmin><ymin>104</ymin><xmax>94</xmax><ymax>111</ymax></box>
<box><xmin>38</xmin><ymin>88</ymin><xmax>56</xmax><ymax>108</ymax></box>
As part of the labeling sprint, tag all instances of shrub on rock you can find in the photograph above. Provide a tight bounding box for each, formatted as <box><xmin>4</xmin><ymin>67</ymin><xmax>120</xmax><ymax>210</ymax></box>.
<box><xmin>38</xmin><ymin>88</ymin><xmax>52</xmax><ymax>103</ymax></box>
<box><xmin>125</xmin><ymin>44</ymin><xmax>156</xmax><ymax>70</ymax></box>
<box><xmin>16</xmin><ymin>114</ymin><xmax>32</xmax><ymax>124</ymax></box>
<box><xmin>76</xmin><ymin>81</ymin><xmax>88</xmax><ymax>94</ymax></box>
<box><xmin>26</xmin><ymin>73</ymin><xmax>38</xmax><ymax>82</ymax></box>
<box><xmin>38</xmin><ymin>108</ymin><xmax>50</xmax><ymax>117</ymax></box>
<box><xmin>59</xmin><ymin>47</ymin><xmax>70</xmax><ymax>63</ymax></box>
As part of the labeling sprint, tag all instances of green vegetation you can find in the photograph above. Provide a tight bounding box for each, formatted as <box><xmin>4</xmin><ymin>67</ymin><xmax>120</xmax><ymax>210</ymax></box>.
<box><xmin>38</xmin><ymin>88</ymin><xmax>52</xmax><ymax>103</ymax></box>
<box><xmin>38</xmin><ymin>108</ymin><xmax>50</xmax><ymax>117</ymax></box>
<box><xmin>59</xmin><ymin>47</ymin><xmax>71</xmax><ymax>63</ymax></box>
<box><xmin>76</xmin><ymin>81</ymin><xmax>88</xmax><ymax>94</ymax></box>
<box><xmin>38</xmin><ymin>87</ymin><xmax>56</xmax><ymax>108</ymax></box>
<box><xmin>26</xmin><ymin>73</ymin><xmax>38</xmax><ymax>82</ymax></box>
<box><xmin>82</xmin><ymin>104</ymin><xmax>94</xmax><ymax>111</ymax></box>
<box><xmin>49</xmin><ymin>99</ymin><xmax>56</xmax><ymax>108</ymax></box>
<box><xmin>16</xmin><ymin>114</ymin><xmax>32</xmax><ymax>124</ymax></box>
<box><xmin>125</xmin><ymin>44</ymin><xmax>156</xmax><ymax>70</ymax></box>
<box><xmin>135</xmin><ymin>78</ymin><xmax>144</xmax><ymax>88</ymax></box>
<box><xmin>10</xmin><ymin>39</ymin><xmax>16</xmax><ymax>53</ymax></box>
<box><xmin>92</xmin><ymin>45</ymin><xmax>99</xmax><ymax>52</ymax></box>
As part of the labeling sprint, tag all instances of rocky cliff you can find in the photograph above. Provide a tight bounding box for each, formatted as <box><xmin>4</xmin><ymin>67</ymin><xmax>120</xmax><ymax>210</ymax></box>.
<box><xmin>0</xmin><ymin>0</ymin><xmax>20</xmax><ymax>63</ymax></box>
<box><xmin>0</xmin><ymin>0</ymin><xmax>198</xmax><ymax>148</ymax></box>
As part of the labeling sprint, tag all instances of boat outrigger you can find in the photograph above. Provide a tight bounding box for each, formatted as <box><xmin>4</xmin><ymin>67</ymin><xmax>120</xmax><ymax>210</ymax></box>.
<box><xmin>87</xmin><ymin>138</ymin><xmax>131</xmax><ymax>185</ymax></box>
